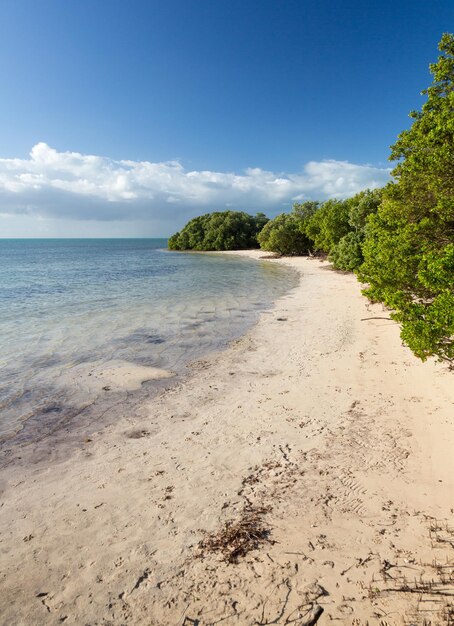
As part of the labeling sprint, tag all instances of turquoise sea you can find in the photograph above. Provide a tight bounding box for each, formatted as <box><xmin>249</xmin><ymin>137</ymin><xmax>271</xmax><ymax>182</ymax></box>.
<box><xmin>0</xmin><ymin>239</ymin><xmax>297</xmax><ymax>452</ymax></box>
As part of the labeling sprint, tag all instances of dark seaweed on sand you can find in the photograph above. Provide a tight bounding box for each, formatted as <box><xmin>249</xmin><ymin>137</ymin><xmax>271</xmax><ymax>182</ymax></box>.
<box><xmin>198</xmin><ymin>505</ymin><xmax>273</xmax><ymax>563</ymax></box>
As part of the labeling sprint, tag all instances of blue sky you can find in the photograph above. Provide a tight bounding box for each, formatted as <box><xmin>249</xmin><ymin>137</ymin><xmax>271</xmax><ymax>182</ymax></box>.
<box><xmin>0</xmin><ymin>0</ymin><xmax>453</xmax><ymax>237</ymax></box>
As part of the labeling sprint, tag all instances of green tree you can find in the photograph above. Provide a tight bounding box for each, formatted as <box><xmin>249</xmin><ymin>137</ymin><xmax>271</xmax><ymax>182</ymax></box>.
<box><xmin>257</xmin><ymin>213</ymin><xmax>312</xmax><ymax>255</ymax></box>
<box><xmin>305</xmin><ymin>198</ymin><xmax>351</xmax><ymax>253</ymax></box>
<box><xmin>168</xmin><ymin>211</ymin><xmax>269</xmax><ymax>251</ymax></box>
<box><xmin>329</xmin><ymin>231</ymin><xmax>364</xmax><ymax>271</ymax></box>
<box><xmin>358</xmin><ymin>33</ymin><xmax>454</xmax><ymax>362</ymax></box>
<box><xmin>292</xmin><ymin>201</ymin><xmax>320</xmax><ymax>227</ymax></box>
<box><xmin>347</xmin><ymin>188</ymin><xmax>383</xmax><ymax>232</ymax></box>
<box><xmin>329</xmin><ymin>188</ymin><xmax>383</xmax><ymax>271</ymax></box>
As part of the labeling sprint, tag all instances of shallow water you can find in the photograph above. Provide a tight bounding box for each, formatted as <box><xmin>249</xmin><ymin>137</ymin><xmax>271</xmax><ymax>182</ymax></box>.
<box><xmin>0</xmin><ymin>239</ymin><xmax>297</xmax><ymax>446</ymax></box>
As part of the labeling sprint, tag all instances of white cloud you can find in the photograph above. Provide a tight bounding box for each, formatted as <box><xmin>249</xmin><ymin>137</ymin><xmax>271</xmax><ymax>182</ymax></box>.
<box><xmin>0</xmin><ymin>143</ymin><xmax>391</xmax><ymax>232</ymax></box>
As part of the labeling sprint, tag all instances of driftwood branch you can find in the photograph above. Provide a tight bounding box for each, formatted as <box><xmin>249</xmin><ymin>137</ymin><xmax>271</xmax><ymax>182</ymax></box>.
<box><xmin>360</xmin><ymin>317</ymin><xmax>392</xmax><ymax>321</ymax></box>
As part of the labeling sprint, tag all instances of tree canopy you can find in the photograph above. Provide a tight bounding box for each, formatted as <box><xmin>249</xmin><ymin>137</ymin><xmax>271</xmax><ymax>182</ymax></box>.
<box><xmin>304</xmin><ymin>198</ymin><xmax>351</xmax><ymax>253</ymax></box>
<box><xmin>257</xmin><ymin>211</ymin><xmax>312</xmax><ymax>255</ymax></box>
<box><xmin>328</xmin><ymin>188</ymin><xmax>383</xmax><ymax>271</ymax></box>
<box><xmin>258</xmin><ymin>191</ymin><xmax>382</xmax><ymax>271</ymax></box>
<box><xmin>168</xmin><ymin>211</ymin><xmax>269</xmax><ymax>251</ymax></box>
<box><xmin>358</xmin><ymin>33</ymin><xmax>454</xmax><ymax>362</ymax></box>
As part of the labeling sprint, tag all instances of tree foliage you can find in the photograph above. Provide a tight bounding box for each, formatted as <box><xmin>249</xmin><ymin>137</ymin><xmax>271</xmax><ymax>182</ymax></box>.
<box><xmin>292</xmin><ymin>201</ymin><xmax>320</xmax><ymax>227</ymax></box>
<box><xmin>300</xmin><ymin>189</ymin><xmax>383</xmax><ymax>265</ymax></box>
<box><xmin>257</xmin><ymin>193</ymin><xmax>382</xmax><ymax>267</ymax></box>
<box><xmin>329</xmin><ymin>231</ymin><xmax>364</xmax><ymax>272</ymax></box>
<box><xmin>328</xmin><ymin>188</ymin><xmax>383</xmax><ymax>271</ymax></box>
<box><xmin>358</xmin><ymin>33</ymin><xmax>454</xmax><ymax>362</ymax></box>
<box><xmin>168</xmin><ymin>211</ymin><xmax>269</xmax><ymax>251</ymax></box>
<box><xmin>305</xmin><ymin>198</ymin><xmax>351</xmax><ymax>253</ymax></box>
<box><xmin>257</xmin><ymin>211</ymin><xmax>313</xmax><ymax>255</ymax></box>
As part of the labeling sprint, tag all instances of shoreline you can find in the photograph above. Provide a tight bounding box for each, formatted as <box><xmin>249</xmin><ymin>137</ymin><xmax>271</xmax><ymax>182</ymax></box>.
<box><xmin>0</xmin><ymin>251</ymin><xmax>297</xmax><ymax>469</ymax></box>
<box><xmin>0</xmin><ymin>252</ymin><xmax>453</xmax><ymax>625</ymax></box>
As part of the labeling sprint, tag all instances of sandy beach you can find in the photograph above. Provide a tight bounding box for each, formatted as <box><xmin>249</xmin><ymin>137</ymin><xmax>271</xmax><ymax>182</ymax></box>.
<box><xmin>0</xmin><ymin>252</ymin><xmax>453</xmax><ymax>625</ymax></box>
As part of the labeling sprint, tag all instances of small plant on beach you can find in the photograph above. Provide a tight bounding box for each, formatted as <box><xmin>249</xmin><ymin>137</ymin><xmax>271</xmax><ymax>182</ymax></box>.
<box><xmin>358</xmin><ymin>33</ymin><xmax>454</xmax><ymax>363</ymax></box>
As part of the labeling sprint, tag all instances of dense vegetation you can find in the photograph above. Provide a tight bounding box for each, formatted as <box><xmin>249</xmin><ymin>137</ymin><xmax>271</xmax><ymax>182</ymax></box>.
<box><xmin>257</xmin><ymin>211</ymin><xmax>312</xmax><ymax>255</ymax></box>
<box><xmin>358</xmin><ymin>33</ymin><xmax>454</xmax><ymax>363</ymax></box>
<box><xmin>168</xmin><ymin>211</ymin><xmax>268</xmax><ymax>251</ymax></box>
<box><xmin>169</xmin><ymin>34</ymin><xmax>453</xmax><ymax>363</ymax></box>
<box><xmin>260</xmin><ymin>189</ymin><xmax>382</xmax><ymax>271</ymax></box>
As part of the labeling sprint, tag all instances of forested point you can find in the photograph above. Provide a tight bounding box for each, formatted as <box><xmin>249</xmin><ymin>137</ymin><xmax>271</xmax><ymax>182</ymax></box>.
<box><xmin>168</xmin><ymin>211</ymin><xmax>268</xmax><ymax>251</ymax></box>
<box><xmin>168</xmin><ymin>34</ymin><xmax>453</xmax><ymax>364</ymax></box>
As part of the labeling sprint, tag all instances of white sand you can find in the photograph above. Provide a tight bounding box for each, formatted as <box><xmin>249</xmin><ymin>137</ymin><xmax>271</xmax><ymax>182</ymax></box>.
<box><xmin>63</xmin><ymin>359</ymin><xmax>175</xmax><ymax>393</ymax></box>
<box><xmin>0</xmin><ymin>253</ymin><xmax>452</xmax><ymax>625</ymax></box>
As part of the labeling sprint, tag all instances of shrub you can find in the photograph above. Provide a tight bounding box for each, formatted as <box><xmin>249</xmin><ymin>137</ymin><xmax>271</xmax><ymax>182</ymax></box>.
<box><xmin>329</xmin><ymin>231</ymin><xmax>364</xmax><ymax>271</ymax></box>
<box><xmin>168</xmin><ymin>211</ymin><xmax>268</xmax><ymax>251</ymax></box>
<box><xmin>305</xmin><ymin>199</ymin><xmax>351</xmax><ymax>253</ymax></box>
<box><xmin>257</xmin><ymin>213</ymin><xmax>312</xmax><ymax>255</ymax></box>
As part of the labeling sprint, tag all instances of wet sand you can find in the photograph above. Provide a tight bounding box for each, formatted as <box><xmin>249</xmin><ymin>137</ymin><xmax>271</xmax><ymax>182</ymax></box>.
<box><xmin>0</xmin><ymin>252</ymin><xmax>452</xmax><ymax>625</ymax></box>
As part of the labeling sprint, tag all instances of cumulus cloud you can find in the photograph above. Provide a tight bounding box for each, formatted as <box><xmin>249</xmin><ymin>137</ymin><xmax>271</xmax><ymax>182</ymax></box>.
<box><xmin>0</xmin><ymin>143</ymin><xmax>391</xmax><ymax>226</ymax></box>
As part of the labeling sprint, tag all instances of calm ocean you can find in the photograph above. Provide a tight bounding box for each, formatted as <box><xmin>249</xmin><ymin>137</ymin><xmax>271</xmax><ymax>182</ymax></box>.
<box><xmin>0</xmin><ymin>239</ymin><xmax>297</xmax><ymax>449</ymax></box>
